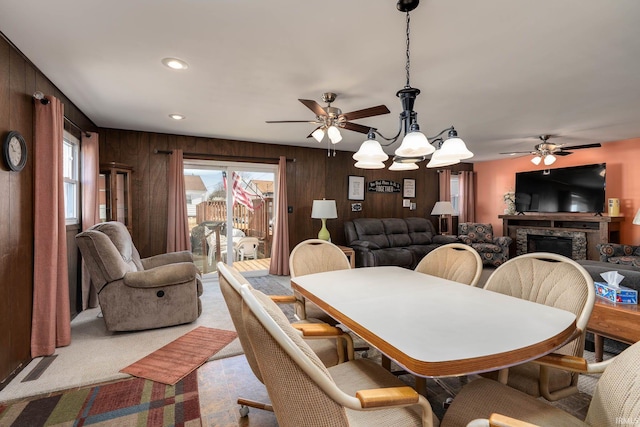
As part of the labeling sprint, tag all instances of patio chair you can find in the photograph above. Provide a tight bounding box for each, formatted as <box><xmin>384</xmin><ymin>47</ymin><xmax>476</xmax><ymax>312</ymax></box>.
<box><xmin>236</xmin><ymin>236</ymin><xmax>260</xmax><ymax>261</ymax></box>
<box><xmin>414</xmin><ymin>243</ymin><xmax>483</xmax><ymax>286</ymax></box>
<box><xmin>217</xmin><ymin>262</ymin><xmax>354</xmax><ymax>417</ymax></box>
<box><xmin>440</xmin><ymin>341</ymin><xmax>636</xmax><ymax>427</ymax></box>
<box><xmin>239</xmin><ymin>282</ymin><xmax>438</xmax><ymax>427</ymax></box>
<box><xmin>289</xmin><ymin>239</ymin><xmax>351</xmax><ymax>324</ymax></box>
<box><xmin>480</xmin><ymin>252</ymin><xmax>595</xmax><ymax>401</ymax></box>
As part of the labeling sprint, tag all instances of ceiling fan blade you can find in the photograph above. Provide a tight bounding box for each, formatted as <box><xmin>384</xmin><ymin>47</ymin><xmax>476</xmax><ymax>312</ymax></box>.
<box><xmin>340</xmin><ymin>105</ymin><xmax>391</xmax><ymax>121</ymax></box>
<box><xmin>340</xmin><ymin>122</ymin><xmax>372</xmax><ymax>134</ymax></box>
<box><xmin>560</xmin><ymin>143</ymin><xmax>602</xmax><ymax>150</ymax></box>
<box><xmin>499</xmin><ymin>151</ymin><xmax>535</xmax><ymax>155</ymax></box>
<box><xmin>555</xmin><ymin>151</ymin><xmax>572</xmax><ymax>156</ymax></box>
<box><xmin>266</xmin><ymin>120</ymin><xmax>319</xmax><ymax>123</ymax></box>
<box><xmin>298</xmin><ymin>99</ymin><xmax>327</xmax><ymax>117</ymax></box>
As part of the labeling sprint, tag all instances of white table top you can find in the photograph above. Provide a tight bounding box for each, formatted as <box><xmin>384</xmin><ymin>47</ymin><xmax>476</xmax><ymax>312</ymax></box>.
<box><xmin>291</xmin><ymin>266</ymin><xmax>577</xmax><ymax>377</ymax></box>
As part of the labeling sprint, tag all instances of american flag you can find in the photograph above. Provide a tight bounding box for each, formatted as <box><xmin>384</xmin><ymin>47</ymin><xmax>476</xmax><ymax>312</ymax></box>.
<box><xmin>223</xmin><ymin>171</ymin><xmax>255</xmax><ymax>211</ymax></box>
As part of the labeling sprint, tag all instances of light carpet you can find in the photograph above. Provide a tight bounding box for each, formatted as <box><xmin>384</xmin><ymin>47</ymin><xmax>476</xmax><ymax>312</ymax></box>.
<box><xmin>0</xmin><ymin>272</ymin><xmax>289</xmax><ymax>404</ymax></box>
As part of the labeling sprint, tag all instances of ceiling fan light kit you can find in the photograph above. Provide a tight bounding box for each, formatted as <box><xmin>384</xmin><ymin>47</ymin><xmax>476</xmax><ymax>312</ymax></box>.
<box><xmin>501</xmin><ymin>135</ymin><xmax>602</xmax><ymax>166</ymax></box>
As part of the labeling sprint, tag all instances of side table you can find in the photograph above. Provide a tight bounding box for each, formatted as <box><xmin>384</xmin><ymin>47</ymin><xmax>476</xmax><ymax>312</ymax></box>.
<box><xmin>337</xmin><ymin>245</ymin><xmax>356</xmax><ymax>268</ymax></box>
<box><xmin>587</xmin><ymin>299</ymin><xmax>640</xmax><ymax>362</ymax></box>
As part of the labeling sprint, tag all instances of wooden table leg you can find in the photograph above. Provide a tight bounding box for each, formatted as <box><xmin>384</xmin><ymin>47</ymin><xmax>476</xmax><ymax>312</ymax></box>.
<box><xmin>414</xmin><ymin>376</ymin><xmax>427</xmax><ymax>396</ymax></box>
<box><xmin>381</xmin><ymin>354</ymin><xmax>392</xmax><ymax>371</ymax></box>
<box><xmin>594</xmin><ymin>333</ymin><xmax>604</xmax><ymax>362</ymax></box>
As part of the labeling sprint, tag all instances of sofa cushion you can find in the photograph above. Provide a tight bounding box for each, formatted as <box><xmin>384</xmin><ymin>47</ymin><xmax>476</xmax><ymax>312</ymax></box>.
<box><xmin>460</xmin><ymin>223</ymin><xmax>494</xmax><ymax>244</ymax></box>
<box><xmin>352</xmin><ymin>219</ymin><xmax>390</xmax><ymax>249</ymax></box>
<box><xmin>371</xmin><ymin>248</ymin><xmax>414</xmax><ymax>268</ymax></box>
<box><xmin>404</xmin><ymin>217</ymin><xmax>434</xmax><ymax>245</ymax></box>
<box><xmin>381</xmin><ymin>218</ymin><xmax>412</xmax><ymax>247</ymax></box>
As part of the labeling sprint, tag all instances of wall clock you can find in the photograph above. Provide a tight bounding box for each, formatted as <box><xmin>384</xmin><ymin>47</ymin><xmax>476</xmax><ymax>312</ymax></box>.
<box><xmin>3</xmin><ymin>131</ymin><xmax>27</xmax><ymax>172</ymax></box>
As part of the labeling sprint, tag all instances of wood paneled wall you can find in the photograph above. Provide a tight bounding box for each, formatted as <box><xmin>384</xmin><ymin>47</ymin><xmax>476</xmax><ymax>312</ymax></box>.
<box><xmin>0</xmin><ymin>35</ymin><xmax>95</xmax><ymax>384</ymax></box>
<box><xmin>100</xmin><ymin>128</ymin><xmax>472</xmax><ymax>256</ymax></box>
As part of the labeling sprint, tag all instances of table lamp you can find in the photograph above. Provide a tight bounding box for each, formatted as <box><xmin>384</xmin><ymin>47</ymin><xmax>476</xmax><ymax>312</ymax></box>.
<box><xmin>431</xmin><ymin>201</ymin><xmax>455</xmax><ymax>234</ymax></box>
<box><xmin>311</xmin><ymin>199</ymin><xmax>338</xmax><ymax>241</ymax></box>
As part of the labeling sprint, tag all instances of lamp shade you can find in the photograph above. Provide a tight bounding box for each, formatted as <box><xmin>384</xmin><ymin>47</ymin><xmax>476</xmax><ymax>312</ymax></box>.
<box><xmin>543</xmin><ymin>154</ymin><xmax>556</xmax><ymax>165</ymax></box>
<box><xmin>426</xmin><ymin>149</ymin><xmax>461</xmax><ymax>168</ymax></box>
<box><xmin>531</xmin><ymin>155</ymin><xmax>542</xmax><ymax>165</ymax></box>
<box><xmin>327</xmin><ymin>125</ymin><xmax>342</xmax><ymax>144</ymax></box>
<box><xmin>353</xmin><ymin>138</ymin><xmax>389</xmax><ymax>162</ymax></box>
<box><xmin>434</xmin><ymin>137</ymin><xmax>473</xmax><ymax>161</ymax></box>
<box><xmin>389</xmin><ymin>161</ymin><xmax>419</xmax><ymax>171</ymax></box>
<box><xmin>311</xmin><ymin>128</ymin><xmax>325</xmax><ymax>143</ymax></box>
<box><xmin>633</xmin><ymin>208</ymin><xmax>640</xmax><ymax>225</ymax></box>
<box><xmin>395</xmin><ymin>131</ymin><xmax>435</xmax><ymax>157</ymax></box>
<box><xmin>311</xmin><ymin>199</ymin><xmax>337</xmax><ymax>219</ymax></box>
<box><xmin>431</xmin><ymin>201</ymin><xmax>455</xmax><ymax>216</ymax></box>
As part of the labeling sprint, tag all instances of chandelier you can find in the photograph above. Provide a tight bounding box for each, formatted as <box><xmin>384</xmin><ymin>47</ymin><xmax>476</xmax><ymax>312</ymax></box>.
<box><xmin>353</xmin><ymin>0</ymin><xmax>473</xmax><ymax>170</ymax></box>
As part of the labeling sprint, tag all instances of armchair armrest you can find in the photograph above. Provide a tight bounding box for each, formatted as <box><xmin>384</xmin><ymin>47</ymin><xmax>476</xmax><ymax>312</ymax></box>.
<box><xmin>141</xmin><ymin>251</ymin><xmax>194</xmax><ymax>269</ymax></box>
<box><xmin>356</xmin><ymin>386</ymin><xmax>418</xmax><ymax>408</ymax></box>
<box><xmin>534</xmin><ymin>352</ymin><xmax>613</xmax><ymax>374</ymax></box>
<box><xmin>349</xmin><ymin>240</ymin><xmax>381</xmax><ymax>250</ymax></box>
<box><xmin>292</xmin><ymin>323</ymin><xmax>344</xmax><ymax>337</ymax></box>
<box><xmin>123</xmin><ymin>262</ymin><xmax>199</xmax><ymax>288</ymax></box>
<box><xmin>433</xmin><ymin>234</ymin><xmax>459</xmax><ymax>244</ymax></box>
<box><xmin>493</xmin><ymin>236</ymin><xmax>512</xmax><ymax>249</ymax></box>
<box><xmin>483</xmin><ymin>414</ymin><xmax>540</xmax><ymax>427</ymax></box>
<box><xmin>270</xmin><ymin>295</ymin><xmax>298</xmax><ymax>304</ymax></box>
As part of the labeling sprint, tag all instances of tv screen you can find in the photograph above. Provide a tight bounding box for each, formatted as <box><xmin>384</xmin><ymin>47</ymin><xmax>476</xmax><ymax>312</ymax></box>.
<box><xmin>515</xmin><ymin>163</ymin><xmax>606</xmax><ymax>214</ymax></box>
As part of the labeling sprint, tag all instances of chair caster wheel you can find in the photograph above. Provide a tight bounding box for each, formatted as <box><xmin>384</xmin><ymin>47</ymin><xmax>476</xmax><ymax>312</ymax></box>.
<box><xmin>443</xmin><ymin>397</ymin><xmax>454</xmax><ymax>409</ymax></box>
<box><xmin>239</xmin><ymin>405</ymin><xmax>250</xmax><ymax>417</ymax></box>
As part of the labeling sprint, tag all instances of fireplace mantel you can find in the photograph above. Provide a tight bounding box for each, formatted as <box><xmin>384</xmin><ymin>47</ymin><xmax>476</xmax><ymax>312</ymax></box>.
<box><xmin>500</xmin><ymin>213</ymin><xmax>624</xmax><ymax>260</ymax></box>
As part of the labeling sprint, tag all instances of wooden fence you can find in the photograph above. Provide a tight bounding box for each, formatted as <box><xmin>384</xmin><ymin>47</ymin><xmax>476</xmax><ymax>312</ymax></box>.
<box><xmin>196</xmin><ymin>198</ymin><xmax>273</xmax><ymax>256</ymax></box>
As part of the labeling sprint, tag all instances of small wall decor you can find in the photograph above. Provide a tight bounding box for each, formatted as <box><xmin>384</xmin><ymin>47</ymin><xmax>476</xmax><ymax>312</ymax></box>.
<box><xmin>348</xmin><ymin>175</ymin><xmax>365</xmax><ymax>200</ymax></box>
<box><xmin>351</xmin><ymin>203</ymin><xmax>362</xmax><ymax>212</ymax></box>
<box><xmin>403</xmin><ymin>199</ymin><xmax>411</xmax><ymax>208</ymax></box>
<box><xmin>403</xmin><ymin>179</ymin><xmax>416</xmax><ymax>198</ymax></box>
<box><xmin>368</xmin><ymin>179</ymin><xmax>401</xmax><ymax>193</ymax></box>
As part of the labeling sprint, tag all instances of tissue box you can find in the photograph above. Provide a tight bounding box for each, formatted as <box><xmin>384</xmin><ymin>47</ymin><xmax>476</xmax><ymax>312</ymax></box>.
<box><xmin>595</xmin><ymin>282</ymin><xmax>638</xmax><ymax>304</ymax></box>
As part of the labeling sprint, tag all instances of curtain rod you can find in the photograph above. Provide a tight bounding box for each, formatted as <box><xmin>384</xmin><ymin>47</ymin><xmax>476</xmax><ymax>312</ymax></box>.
<box><xmin>63</xmin><ymin>116</ymin><xmax>91</xmax><ymax>137</ymax></box>
<box><xmin>153</xmin><ymin>149</ymin><xmax>295</xmax><ymax>163</ymax></box>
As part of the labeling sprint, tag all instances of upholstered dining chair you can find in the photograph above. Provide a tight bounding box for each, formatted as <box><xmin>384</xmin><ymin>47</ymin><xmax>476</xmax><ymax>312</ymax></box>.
<box><xmin>481</xmin><ymin>252</ymin><xmax>595</xmax><ymax>401</ymax></box>
<box><xmin>217</xmin><ymin>262</ymin><xmax>354</xmax><ymax>417</ymax></box>
<box><xmin>76</xmin><ymin>221</ymin><xmax>203</xmax><ymax>332</ymax></box>
<box><xmin>239</xmin><ymin>282</ymin><xmax>438</xmax><ymax>427</ymax></box>
<box><xmin>289</xmin><ymin>239</ymin><xmax>351</xmax><ymax>324</ymax></box>
<box><xmin>415</xmin><ymin>243</ymin><xmax>483</xmax><ymax>287</ymax></box>
<box><xmin>440</xmin><ymin>341</ymin><xmax>638</xmax><ymax>427</ymax></box>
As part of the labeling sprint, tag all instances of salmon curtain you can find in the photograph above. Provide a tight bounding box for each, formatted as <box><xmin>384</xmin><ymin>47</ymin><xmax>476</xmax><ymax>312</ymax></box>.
<box><xmin>32</xmin><ymin>95</ymin><xmax>71</xmax><ymax>357</ymax></box>
<box><xmin>459</xmin><ymin>170</ymin><xmax>476</xmax><ymax>223</ymax></box>
<box><xmin>80</xmin><ymin>132</ymin><xmax>100</xmax><ymax>309</ymax></box>
<box><xmin>269</xmin><ymin>156</ymin><xmax>290</xmax><ymax>275</ymax></box>
<box><xmin>438</xmin><ymin>169</ymin><xmax>453</xmax><ymax>234</ymax></box>
<box><xmin>167</xmin><ymin>149</ymin><xmax>190</xmax><ymax>252</ymax></box>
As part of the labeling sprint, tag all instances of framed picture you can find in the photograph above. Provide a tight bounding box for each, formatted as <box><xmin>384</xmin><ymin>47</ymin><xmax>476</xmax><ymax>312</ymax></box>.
<box><xmin>403</xmin><ymin>178</ymin><xmax>416</xmax><ymax>198</ymax></box>
<box><xmin>348</xmin><ymin>175</ymin><xmax>365</xmax><ymax>200</ymax></box>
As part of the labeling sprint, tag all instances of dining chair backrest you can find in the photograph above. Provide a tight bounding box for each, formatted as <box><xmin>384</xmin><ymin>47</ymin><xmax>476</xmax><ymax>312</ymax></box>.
<box><xmin>482</xmin><ymin>252</ymin><xmax>595</xmax><ymax>400</ymax></box>
<box><xmin>217</xmin><ymin>262</ymin><xmax>264</xmax><ymax>383</ymax></box>
<box><xmin>414</xmin><ymin>243</ymin><xmax>483</xmax><ymax>286</ymax></box>
<box><xmin>289</xmin><ymin>239</ymin><xmax>351</xmax><ymax>278</ymax></box>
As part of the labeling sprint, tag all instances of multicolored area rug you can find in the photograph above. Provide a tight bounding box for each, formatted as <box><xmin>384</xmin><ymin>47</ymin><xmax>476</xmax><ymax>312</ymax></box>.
<box><xmin>0</xmin><ymin>371</ymin><xmax>201</xmax><ymax>426</ymax></box>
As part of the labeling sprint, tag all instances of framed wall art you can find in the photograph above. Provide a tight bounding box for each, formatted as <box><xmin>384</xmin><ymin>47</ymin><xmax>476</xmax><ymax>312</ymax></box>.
<box><xmin>348</xmin><ymin>175</ymin><xmax>365</xmax><ymax>200</ymax></box>
<box><xmin>403</xmin><ymin>178</ymin><xmax>416</xmax><ymax>198</ymax></box>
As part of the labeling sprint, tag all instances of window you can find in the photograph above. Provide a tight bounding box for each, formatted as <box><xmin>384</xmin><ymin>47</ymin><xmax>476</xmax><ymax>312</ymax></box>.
<box><xmin>450</xmin><ymin>174</ymin><xmax>460</xmax><ymax>216</ymax></box>
<box><xmin>63</xmin><ymin>131</ymin><xmax>80</xmax><ymax>225</ymax></box>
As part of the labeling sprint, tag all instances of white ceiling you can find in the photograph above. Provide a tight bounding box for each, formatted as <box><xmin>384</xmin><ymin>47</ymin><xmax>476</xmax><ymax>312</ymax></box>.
<box><xmin>1</xmin><ymin>0</ymin><xmax>640</xmax><ymax>162</ymax></box>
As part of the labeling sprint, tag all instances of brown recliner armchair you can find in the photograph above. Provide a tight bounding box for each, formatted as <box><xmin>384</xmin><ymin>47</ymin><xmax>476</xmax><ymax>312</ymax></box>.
<box><xmin>76</xmin><ymin>221</ymin><xmax>203</xmax><ymax>332</ymax></box>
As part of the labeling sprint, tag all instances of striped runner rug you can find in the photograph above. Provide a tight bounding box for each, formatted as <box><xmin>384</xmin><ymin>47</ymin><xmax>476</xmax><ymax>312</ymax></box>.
<box><xmin>120</xmin><ymin>326</ymin><xmax>237</xmax><ymax>385</ymax></box>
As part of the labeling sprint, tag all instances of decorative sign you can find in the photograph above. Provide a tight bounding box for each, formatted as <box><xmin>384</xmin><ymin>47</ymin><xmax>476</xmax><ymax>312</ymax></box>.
<box><xmin>368</xmin><ymin>180</ymin><xmax>401</xmax><ymax>193</ymax></box>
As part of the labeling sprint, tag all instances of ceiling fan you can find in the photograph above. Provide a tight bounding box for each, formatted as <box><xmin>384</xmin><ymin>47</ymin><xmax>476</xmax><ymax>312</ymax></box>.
<box><xmin>500</xmin><ymin>135</ymin><xmax>602</xmax><ymax>165</ymax></box>
<box><xmin>266</xmin><ymin>92</ymin><xmax>390</xmax><ymax>144</ymax></box>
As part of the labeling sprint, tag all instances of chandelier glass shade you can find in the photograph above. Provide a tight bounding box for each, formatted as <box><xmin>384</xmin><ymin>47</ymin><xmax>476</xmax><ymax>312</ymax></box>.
<box><xmin>395</xmin><ymin>124</ymin><xmax>436</xmax><ymax>157</ymax></box>
<box><xmin>389</xmin><ymin>160</ymin><xmax>419</xmax><ymax>171</ymax></box>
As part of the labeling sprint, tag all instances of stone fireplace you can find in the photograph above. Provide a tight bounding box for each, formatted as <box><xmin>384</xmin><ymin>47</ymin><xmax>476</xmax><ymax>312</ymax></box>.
<box><xmin>516</xmin><ymin>228</ymin><xmax>587</xmax><ymax>260</ymax></box>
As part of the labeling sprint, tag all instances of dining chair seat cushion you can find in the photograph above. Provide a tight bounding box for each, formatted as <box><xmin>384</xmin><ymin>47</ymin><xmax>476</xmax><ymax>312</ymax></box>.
<box><xmin>440</xmin><ymin>378</ymin><xmax>586</xmax><ymax>427</ymax></box>
<box><xmin>481</xmin><ymin>363</ymin><xmax>573</xmax><ymax>398</ymax></box>
<box><xmin>328</xmin><ymin>359</ymin><xmax>439</xmax><ymax>427</ymax></box>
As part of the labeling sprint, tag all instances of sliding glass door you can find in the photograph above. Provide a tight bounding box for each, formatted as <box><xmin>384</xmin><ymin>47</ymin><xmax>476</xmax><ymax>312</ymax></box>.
<box><xmin>183</xmin><ymin>160</ymin><xmax>276</xmax><ymax>273</ymax></box>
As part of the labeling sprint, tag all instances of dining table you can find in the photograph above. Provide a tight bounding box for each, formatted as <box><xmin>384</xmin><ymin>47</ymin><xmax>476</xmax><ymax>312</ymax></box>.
<box><xmin>291</xmin><ymin>266</ymin><xmax>578</xmax><ymax>379</ymax></box>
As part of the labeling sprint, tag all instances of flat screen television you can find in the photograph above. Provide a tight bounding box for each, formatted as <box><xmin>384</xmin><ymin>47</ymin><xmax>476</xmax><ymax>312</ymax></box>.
<box><xmin>515</xmin><ymin>163</ymin><xmax>606</xmax><ymax>214</ymax></box>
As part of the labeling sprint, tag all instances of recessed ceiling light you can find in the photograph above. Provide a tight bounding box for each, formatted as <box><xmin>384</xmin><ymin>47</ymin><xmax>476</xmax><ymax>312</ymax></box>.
<box><xmin>161</xmin><ymin>57</ymin><xmax>189</xmax><ymax>70</ymax></box>
<box><xmin>169</xmin><ymin>114</ymin><xmax>185</xmax><ymax>120</ymax></box>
